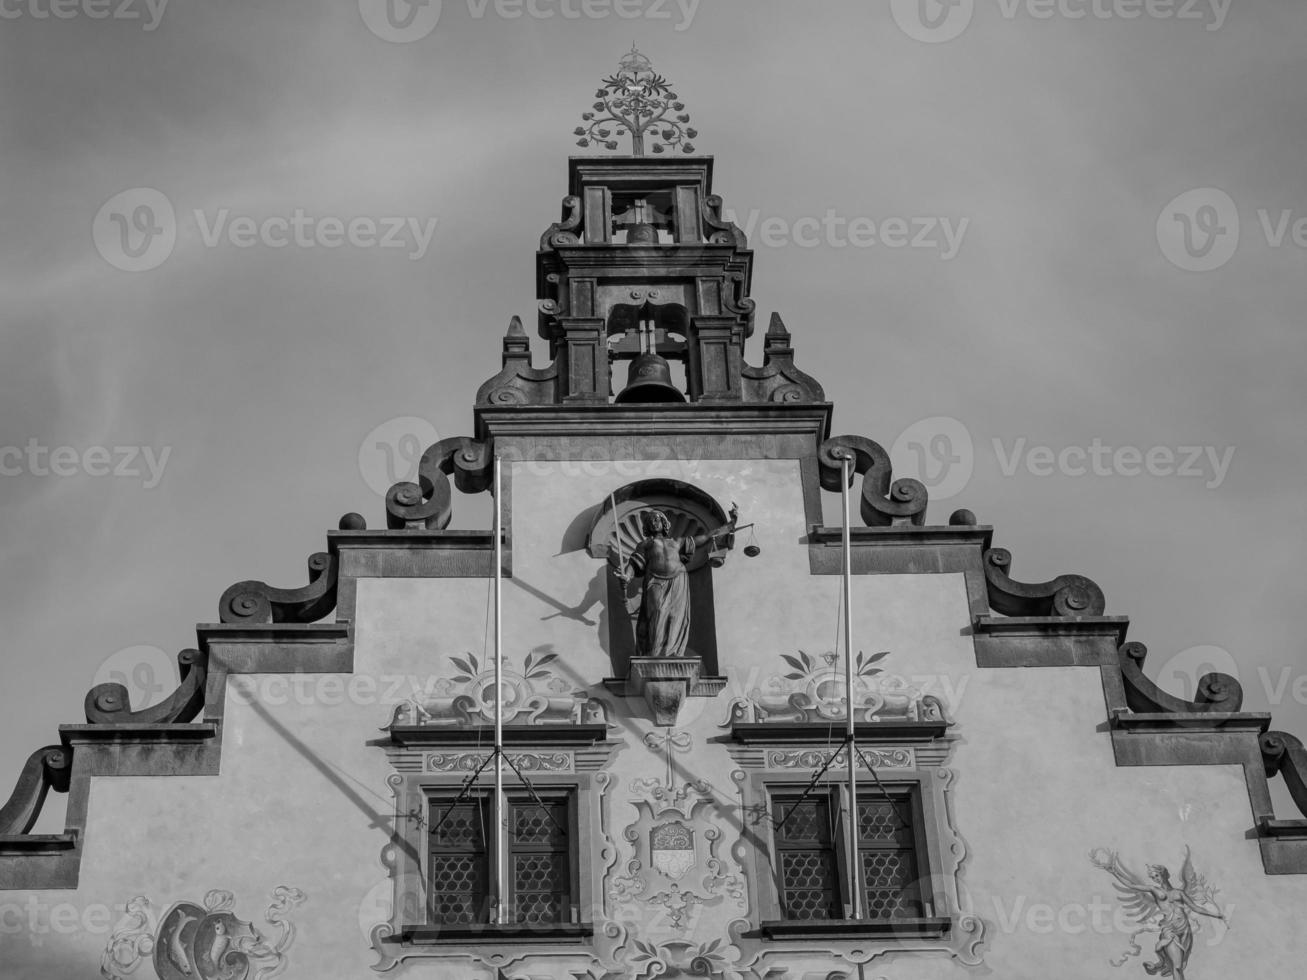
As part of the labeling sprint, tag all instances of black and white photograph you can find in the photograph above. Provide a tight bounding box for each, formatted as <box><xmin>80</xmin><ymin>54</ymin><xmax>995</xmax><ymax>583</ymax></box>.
<box><xmin>2</xmin><ymin>2</ymin><xmax>1305</xmax><ymax>978</ymax></box>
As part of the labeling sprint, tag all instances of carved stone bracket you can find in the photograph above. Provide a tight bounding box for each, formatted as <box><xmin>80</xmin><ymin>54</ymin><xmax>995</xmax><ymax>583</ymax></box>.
<box><xmin>219</xmin><ymin>551</ymin><xmax>339</xmax><ymax>624</ymax></box>
<box><xmin>539</xmin><ymin>194</ymin><xmax>583</xmax><ymax>250</ymax></box>
<box><xmin>0</xmin><ymin>745</ymin><xmax>71</xmax><ymax>836</ymax></box>
<box><xmin>740</xmin><ymin>313</ymin><xmax>826</xmax><ymax>405</ymax></box>
<box><xmin>1116</xmin><ymin>641</ymin><xmax>1242</xmax><ymax>715</ymax></box>
<box><xmin>476</xmin><ymin>316</ymin><xmax>560</xmax><ymax>407</ymax></box>
<box><xmin>1261</xmin><ymin>731</ymin><xmax>1307</xmax><ymax>819</ymax></box>
<box><xmin>982</xmin><ymin>546</ymin><xmax>1105</xmax><ymax>617</ymax></box>
<box><xmin>384</xmin><ymin>436</ymin><xmax>494</xmax><ymax>530</ymax></box>
<box><xmin>1257</xmin><ymin>730</ymin><xmax>1307</xmax><ymax>873</ymax></box>
<box><xmin>701</xmin><ymin>193</ymin><xmax>747</xmax><ymax>248</ymax></box>
<box><xmin>818</xmin><ymin>435</ymin><xmax>928</xmax><ymax>527</ymax></box>
<box><xmin>606</xmin><ymin>657</ymin><xmax>726</xmax><ymax>727</ymax></box>
<box><xmin>84</xmin><ymin>649</ymin><xmax>208</xmax><ymax>725</ymax></box>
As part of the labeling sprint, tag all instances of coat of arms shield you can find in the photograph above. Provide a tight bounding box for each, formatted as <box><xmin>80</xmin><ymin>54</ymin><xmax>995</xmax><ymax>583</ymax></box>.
<box><xmin>650</xmin><ymin>820</ymin><xmax>696</xmax><ymax>880</ymax></box>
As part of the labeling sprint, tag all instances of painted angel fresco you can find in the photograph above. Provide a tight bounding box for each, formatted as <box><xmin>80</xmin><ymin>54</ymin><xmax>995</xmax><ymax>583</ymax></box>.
<box><xmin>1090</xmin><ymin>847</ymin><xmax>1226</xmax><ymax>979</ymax></box>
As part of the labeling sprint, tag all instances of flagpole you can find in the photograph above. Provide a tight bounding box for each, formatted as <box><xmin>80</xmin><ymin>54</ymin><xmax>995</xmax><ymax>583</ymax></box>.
<box><xmin>493</xmin><ymin>453</ymin><xmax>505</xmax><ymax>925</ymax></box>
<box><xmin>841</xmin><ymin>451</ymin><xmax>863</xmax><ymax>920</ymax></box>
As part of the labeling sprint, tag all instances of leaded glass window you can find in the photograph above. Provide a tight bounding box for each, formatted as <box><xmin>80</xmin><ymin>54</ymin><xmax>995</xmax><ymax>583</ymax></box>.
<box><xmin>771</xmin><ymin>785</ymin><xmax>928</xmax><ymax>922</ymax></box>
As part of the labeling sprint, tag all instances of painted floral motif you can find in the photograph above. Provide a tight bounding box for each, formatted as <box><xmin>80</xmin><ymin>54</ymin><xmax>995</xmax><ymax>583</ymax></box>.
<box><xmin>101</xmin><ymin>887</ymin><xmax>305</xmax><ymax>980</ymax></box>
<box><xmin>1091</xmin><ymin>847</ymin><xmax>1227</xmax><ymax>979</ymax></box>
<box><xmin>725</xmin><ymin>649</ymin><xmax>948</xmax><ymax>725</ymax></box>
<box><xmin>381</xmin><ymin>645</ymin><xmax>609</xmax><ymax>728</ymax></box>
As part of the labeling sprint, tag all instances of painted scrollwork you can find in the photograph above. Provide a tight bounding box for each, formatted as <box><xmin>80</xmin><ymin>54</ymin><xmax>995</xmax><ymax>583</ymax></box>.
<box><xmin>384</xmin><ymin>436</ymin><xmax>494</xmax><ymax>530</ymax></box>
<box><xmin>818</xmin><ymin>435</ymin><xmax>928</xmax><ymax>527</ymax></box>
<box><xmin>84</xmin><ymin>649</ymin><xmax>208</xmax><ymax>725</ymax></box>
<box><xmin>982</xmin><ymin>546</ymin><xmax>1106</xmax><ymax>617</ymax></box>
<box><xmin>101</xmin><ymin>886</ymin><xmax>306</xmax><ymax>980</ymax></box>
<box><xmin>1261</xmin><ymin>731</ymin><xmax>1307</xmax><ymax>818</ymax></box>
<box><xmin>1117</xmin><ymin>642</ymin><xmax>1243</xmax><ymax>714</ymax></box>
<box><xmin>609</xmin><ymin>778</ymin><xmax>747</xmax><ymax>937</ymax></box>
<box><xmin>0</xmin><ymin>744</ymin><xmax>71</xmax><ymax>835</ymax></box>
<box><xmin>218</xmin><ymin>552</ymin><xmax>339</xmax><ymax>624</ymax></box>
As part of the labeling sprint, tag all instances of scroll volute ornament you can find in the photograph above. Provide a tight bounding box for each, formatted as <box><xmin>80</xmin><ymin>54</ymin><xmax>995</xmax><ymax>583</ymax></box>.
<box><xmin>818</xmin><ymin>434</ymin><xmax>928</xmax><ymax>526</ymax></box>
<box><xmin>1261</xmin><ymin>731</ymin><xmax>1307</xmax><ymax>818</ymax></box>
<box><xmin>1117</xmin><ymin>641</ymin><xmax>1242</xmax><ymax>714</ymax></box>
<box><xmin>0</xmin><ymin>744</ymin><xmax>71</xmax><ymax>836</ymax></box>
<box><xmin>219</xmin><ymin>552</ymin><xmax>339</xmax><ymax>624</ymax></box>
<box><xmin>982</xmin><ymin>547</ymin><xmax>1106</xmax><ymax>617</ymax></box>
<box><xmin>85</xmin><ymin>648</ymin><xmax>208</xmax><ymax>725</ymax></box>
<box><xmin>384</xmin><ymin>436</ymin><xmax>493</xmax><ymax>530</ymax></box>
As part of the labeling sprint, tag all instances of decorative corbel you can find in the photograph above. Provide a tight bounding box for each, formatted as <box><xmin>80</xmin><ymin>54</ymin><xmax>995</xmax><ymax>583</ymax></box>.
<box><xmin>83</xmin><ymin>649</ymin><xmax>208</xmax><ymax>725</ymax></box>
<box><xmin>1262</xmin><ymin>731</ymin><xmax>1307</xmax><ymax>818</ymax></box>
<box><xmin>218</xmin><ymin>552</ymin><xmax>339</xmax><ymax>624</ymax></box>
<box><xmin>741</xmin><ymin>313</ymin><xmax>826</xmax><ymax>404</ymax></box>
<box><xmin>475</xmin><ymin>316</ymin><xmax>560</xmax><ymax>406</ymax></box>
<box><xmin>701</xmin><ymin>193</ymin><xmax>747</xmax><ymax>248</ymax></box>
<box><xmin>1117</xmin><ymin>641</ymin><xmax>1243</xmax><ymax>714</ymax></box>
<box><xmin>0</xmin><ymin>745</ymin><xmax>71</xmax><ymax>836</ymax></box>
<box><xmin>982</xmin><ymin>547</ymin><xmax>1105</xmax><ymax>617</ymax></box>
<box><xmin>538</xmin><ymin>194</ymin><xmax>583</xmax><ymax>251</ymax></box>
<box><xmin>385</xmin><ymin>436</ymin><xmax>494</xmax><ymax>530</ymax></box>
<box><xmin>818</xmin><ymin>435</ymin><xmax>928</xmax><ymax>527</ymax></box>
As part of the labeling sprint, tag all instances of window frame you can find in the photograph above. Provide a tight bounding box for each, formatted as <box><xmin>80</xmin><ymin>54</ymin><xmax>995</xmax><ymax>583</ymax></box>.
<box><xmin>752</xmin><ymin>769</ymin><xmax>952</xmax><ymax>940</ymax></box>
<box><xmin>394</xmin><ymin>773</ymin><xmax>598</xmax><ymax>945</ymax></box>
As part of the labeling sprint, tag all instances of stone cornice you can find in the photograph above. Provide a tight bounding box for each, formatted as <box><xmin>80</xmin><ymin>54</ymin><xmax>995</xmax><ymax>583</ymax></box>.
<box><xmin>474</xmin><ymin>402</ymin><xmax>833</xmax><ymax>443</ymax></box>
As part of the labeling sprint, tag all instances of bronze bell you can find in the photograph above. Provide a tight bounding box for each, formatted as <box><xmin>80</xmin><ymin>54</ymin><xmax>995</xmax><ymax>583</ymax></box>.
<box><xmin>614</xmin><ymin>353</ymin><xmax>686</xmax><ymax>404</ymax></box>
<box><xmin>626</xmin><ymin>221</ymin><xmax>660</xmax><ymax>246</ymax></box>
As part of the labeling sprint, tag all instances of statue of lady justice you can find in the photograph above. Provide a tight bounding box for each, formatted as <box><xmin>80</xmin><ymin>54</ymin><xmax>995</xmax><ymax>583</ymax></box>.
<box><xmin>611</xmin><ymin>504</ymin><xmax>739</xmax><ymax>659</ymax></box>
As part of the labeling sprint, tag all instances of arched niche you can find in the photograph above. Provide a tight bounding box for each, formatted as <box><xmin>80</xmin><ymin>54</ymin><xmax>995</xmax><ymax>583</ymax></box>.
<box><xmin>586</xmin><ymin>479</ymin><xmax>732</xmax><ymax>679</ymax></box>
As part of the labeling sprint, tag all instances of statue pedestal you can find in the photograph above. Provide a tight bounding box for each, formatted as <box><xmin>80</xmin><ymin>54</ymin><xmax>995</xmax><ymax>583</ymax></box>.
<box><xmin>604</xmin><ymin>657</ymin><xmax>726</xmax><ymax>727</ymax></box>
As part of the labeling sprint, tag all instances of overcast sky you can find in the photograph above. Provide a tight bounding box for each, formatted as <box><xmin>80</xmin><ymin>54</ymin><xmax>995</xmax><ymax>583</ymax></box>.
<box><xmin>2</xmin><ymin>0</ymin><xmax>1306</xmax><ymax>826</ymax></box>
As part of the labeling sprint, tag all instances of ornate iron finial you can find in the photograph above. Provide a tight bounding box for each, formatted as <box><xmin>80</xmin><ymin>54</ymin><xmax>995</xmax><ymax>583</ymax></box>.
<box><xmin>573</xmin><ymin>45</ymin><xmax>698</xmax><ymax>156</ymax></box>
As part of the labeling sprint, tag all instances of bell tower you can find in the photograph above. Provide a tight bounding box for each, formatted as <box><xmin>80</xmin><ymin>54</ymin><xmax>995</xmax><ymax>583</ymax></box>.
<box><xmin>476</xmin><ymin>47</ymin><xmax>825</xmax><ymax>410</ymax></box>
